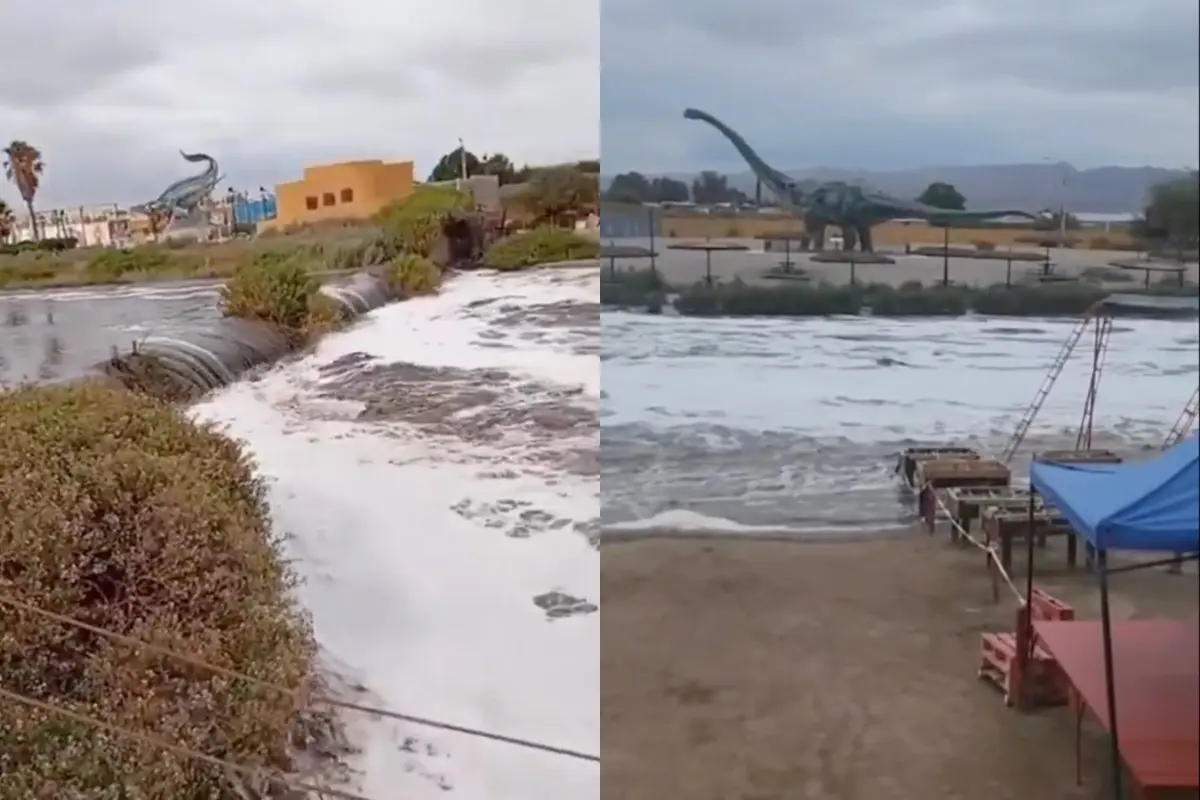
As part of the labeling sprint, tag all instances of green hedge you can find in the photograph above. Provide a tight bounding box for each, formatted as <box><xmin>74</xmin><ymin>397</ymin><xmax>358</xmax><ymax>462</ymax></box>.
<box><xmin>603</xmin><ymin>273</ymin><xmax>1198</xmax><ymax>318</ymax></box>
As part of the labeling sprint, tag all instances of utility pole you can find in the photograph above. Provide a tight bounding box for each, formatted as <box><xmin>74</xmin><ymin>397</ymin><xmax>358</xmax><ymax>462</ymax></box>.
<box><xmin>1059</xmin><ymin>163</ymin><xmax>1069</xmax><ymax>245</ymax></box>
<box><xmin>458</xmin><ymin>138</ymin><xmax>467</xmax><ymax>181</ymax></box>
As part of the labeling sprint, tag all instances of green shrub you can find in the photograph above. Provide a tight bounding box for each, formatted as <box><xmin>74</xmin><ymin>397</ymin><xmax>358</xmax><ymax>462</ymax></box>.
<box><xmin>0</xmin><ymin>382</ymin><xmax>332</xmax><ymax>798</ymax></box>
<box><xmin>657</xmin><ymin>281</ymin><xmax>1197</xmax><ymax>318</ymax></box>
<box><xmin>376</xmin><ymin>186</ymin><xmax>472</xmax><ymax>257</ymax></box>
<box><xmin>675</xmin><ymin>280</ymin><xmax>863</xmax><ymax>316</ymax></box>
<box><xmin>967</xmin><ymin>284</ymin><xmax>1107</xmax><ymax>316</ymax></box>
<box><xmin>387</xmin><ymin>253</ymin><xmax>442</xmax><ymax>298</ymax></box>
<box><xmin>864</xmin><ymin>283</ymin><xmax>970</xmax><ymax>316</ymax></box>
<box><xmin>220</xmin><ymin>252</ymin><xmax>342</xmax><ymax>339</ymax></box>
<box><xmin>483</xmin><ymin>227</ymin><xmax>599</xmax><ymax>270</ymax></box>
<box><xmin>84</xmin><ymin>247</ymin><xmax>174</xmax><ymax>281</ymax></box>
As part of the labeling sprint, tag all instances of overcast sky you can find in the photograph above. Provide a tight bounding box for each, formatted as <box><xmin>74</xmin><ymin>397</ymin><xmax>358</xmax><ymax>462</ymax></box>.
<box><xmin>602</xmin><ymin>0</ymin><xmax>1199</xmax><ymax>174</ymax></box>
<box><xmin>0</xmin><ymin>0</ymin><xmax>597</xmax><ymax>209</ymax></box>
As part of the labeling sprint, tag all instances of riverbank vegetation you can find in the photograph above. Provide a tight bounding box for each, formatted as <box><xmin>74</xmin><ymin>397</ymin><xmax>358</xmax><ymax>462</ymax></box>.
<box><xmin>0</xmin><ymin>381</ymin><xmax>338</xmax><ymax>798</ymax></box>
<box><xmin>602</xmin><ymin>268</ymin><xmax>1198</xmax><ymax>318</ymax></box>
<box><xmin>0</xmin><ymin>181</ymin><xmax>598</xmax><ymax>290</ymax></box>
<box><xmin>484</xmin><ymin>226</ymin><xmax>599</xmax><ymax>269</ymax></box>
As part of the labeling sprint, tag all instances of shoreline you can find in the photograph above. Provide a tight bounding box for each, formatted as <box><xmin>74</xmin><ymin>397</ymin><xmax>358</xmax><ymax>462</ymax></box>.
<box><xmin>601</xmin><ymin>524</ymin><xmax>910</xmax><ymax>544</ymax></box>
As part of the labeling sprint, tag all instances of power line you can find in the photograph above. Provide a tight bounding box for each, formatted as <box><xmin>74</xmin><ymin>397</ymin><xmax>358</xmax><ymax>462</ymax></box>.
<box><xmin>0</xmin><ymin>592</ymin><xmax>600</xmax><ymax>764</ymax></box>
<box><xmin>0</xmin><ymin>685</ymin><xmax>375</xmax><ymax>800</ymax></box>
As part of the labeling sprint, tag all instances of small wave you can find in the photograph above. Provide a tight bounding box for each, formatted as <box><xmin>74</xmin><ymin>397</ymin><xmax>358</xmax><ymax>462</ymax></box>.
<box><xmin>601</xmin><ymin>509</ymin><xmax>908</xmax><ymax>541</ymax></box>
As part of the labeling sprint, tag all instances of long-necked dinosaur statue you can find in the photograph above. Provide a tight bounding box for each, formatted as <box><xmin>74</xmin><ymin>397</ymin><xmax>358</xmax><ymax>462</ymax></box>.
<box><xmin>132</xmin><ymin>151</ymin><xmax>222</xmax><ymax>230</ymax></box>
<box><xmin>683</xmin><ymin>108</ymin><xmax>1043</xmax><ymax>252</ymax></box>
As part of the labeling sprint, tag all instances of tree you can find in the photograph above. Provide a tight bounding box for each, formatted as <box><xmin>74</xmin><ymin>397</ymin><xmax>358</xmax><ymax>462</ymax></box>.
<box><xmin>917</xmin><ymin>181</ymin><xmax>966</xmax><ymax>211</ymax></box>
<box><xmin>0</xmin><ymin>200</ymin><xmax>14</xmax><ymax>242</ymax></box>
<box><xmin>1140</xmin><ymin>172</ymin><xmax>1199</xmax><ymax>257</ymax></box>
<box><xmin>520</xmin><ymin>166</ymin><xmax>599</xmax><ymax>226</ymax></box>
<box><xmin>427</xmin><ymin>146</ymin><xmax>482</xmax><ymax>182</ymax></box>
<box><xmin>4</xmin><ymin>140</ymin><xmax>43</xmax><ymax>241</ymax></box>
<box><xmin>691</xmin><ymin>171</ymin><xmax>732</xmax><ymax>205</ymax></box>
<box><xmin>649</xmin><ymin>176</ymin><xmax>690</xmax><ymax>203</ymax></box>
<box><xmin>478</xmin><ymin>152</ymin><xmax>518</xmax><ymax>184</ymax></box>
<box><xmin>603</xmin><ymin>171</ymin><xmax>652</xmax><ymax>204</ymax></box>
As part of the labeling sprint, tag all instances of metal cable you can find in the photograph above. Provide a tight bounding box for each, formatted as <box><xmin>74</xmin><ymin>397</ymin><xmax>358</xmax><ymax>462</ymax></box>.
<box><xmin>0</xmin><ymin>685</ymin><xmax>374</xmax><ymax>800</ymax></box>
<box><xmin>0</xmin><ymin>592</ymin><xmax>600</xmax><ymax>764</ymax></box>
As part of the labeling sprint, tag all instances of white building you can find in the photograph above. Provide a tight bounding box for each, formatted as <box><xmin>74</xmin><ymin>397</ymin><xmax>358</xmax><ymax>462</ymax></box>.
<box><xmin>5</xmin><ymin>205</ymin><xmax>136</xmax><ymax>247</ymax></box>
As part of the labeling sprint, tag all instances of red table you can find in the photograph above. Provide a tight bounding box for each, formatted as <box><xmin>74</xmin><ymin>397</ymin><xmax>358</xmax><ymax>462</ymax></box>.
<box><xmin>1034</xmin><ymin>620</ymin><xmax>1200</xmax><ymax>798</ymax></box>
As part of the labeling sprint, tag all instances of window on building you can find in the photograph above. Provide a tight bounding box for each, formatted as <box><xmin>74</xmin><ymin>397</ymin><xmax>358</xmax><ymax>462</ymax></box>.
<box><xmin>340</xmin><ymin>188</ymin><xmax>354</xmax><ymax>203</ymax></box>
<box><xmin>305</xmin><ymin>196</ymin><xmax>319</xmax><ymax>210</ymax></box>
<box><xmin>322</xmin><ymin>192</ymin><xmax>336</xmax><ymax>206</ymax></box>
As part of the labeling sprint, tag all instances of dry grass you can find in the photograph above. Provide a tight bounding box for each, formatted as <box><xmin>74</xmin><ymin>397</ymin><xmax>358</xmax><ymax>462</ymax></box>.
<box><xmin>0</xmin><ymin>382</ymin><xmax>336</xmax><ymax>798</ymax></box>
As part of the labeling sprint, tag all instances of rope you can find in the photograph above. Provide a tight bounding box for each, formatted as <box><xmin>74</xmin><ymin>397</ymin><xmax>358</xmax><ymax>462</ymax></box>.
<box><xmin>0</xmin><ymin>685</ymin><xmax>374</xmax><ymax>800</ymax></box>
<box><xmin>920</xmin><ymin>482</ymin><xmax>1025</xmax><ymax>603</ymax></box>
<box><xmin>0</xmin><ymin>592</ymin><xmax>600</xmax><ymax>764</ymax></box>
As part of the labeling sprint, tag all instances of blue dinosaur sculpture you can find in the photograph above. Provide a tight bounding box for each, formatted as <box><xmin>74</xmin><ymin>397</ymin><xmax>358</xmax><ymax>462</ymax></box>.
<box><xmin>132</xmin><ymin>151</ymin><xmax>221</xmax><ymax>230</ymax></box>
<box><xmin>683</xmin><ymin>108</ymin><xmax>1043</xmax><ymax>252</ymax></box>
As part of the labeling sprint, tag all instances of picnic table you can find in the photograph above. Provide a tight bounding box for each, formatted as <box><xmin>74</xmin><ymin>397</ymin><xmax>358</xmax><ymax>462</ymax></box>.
<box><xmin>1109</xmin><ymin>259</ymin><xmax>1189</xmax><ymax>288</ymax></box>
<box><xmin>666</xmin><ymin>242</ymin><xmax>750</xmax><ymax>286</ymax></box>
<box><xmin>600</xmin><ymin>243</ymin><xmax>656</xmax><ymax>278</ymax></box>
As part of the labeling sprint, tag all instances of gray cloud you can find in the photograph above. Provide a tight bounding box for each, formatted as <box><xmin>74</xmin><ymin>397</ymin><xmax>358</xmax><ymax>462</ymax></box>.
<box><xmin>0</xmin><ymin>0</ymin><xmax>597</xmax><ymax>208</ymax></box>
<box><xmin>601</xmin><ymin>0</ymin><xmax>1199</xmax><ymax>173</ymax></box>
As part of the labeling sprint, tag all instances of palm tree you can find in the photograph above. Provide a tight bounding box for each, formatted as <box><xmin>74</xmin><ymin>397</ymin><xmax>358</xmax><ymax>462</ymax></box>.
<box><xmin>0</xmin><ymin>200</ymin><xmax>14</xmax><ymax>243</ymax></box>
<box><xmin>4</xmin><ymin>141</ymin><xmax>44</xmax><ymax>241</ymax></box>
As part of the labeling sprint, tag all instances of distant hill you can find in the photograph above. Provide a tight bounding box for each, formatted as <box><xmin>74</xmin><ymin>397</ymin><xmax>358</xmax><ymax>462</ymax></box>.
<box><xmin>602</xmin><ymin>164</ymin><xmax>1189</xmax><ymax>215</ymax></box>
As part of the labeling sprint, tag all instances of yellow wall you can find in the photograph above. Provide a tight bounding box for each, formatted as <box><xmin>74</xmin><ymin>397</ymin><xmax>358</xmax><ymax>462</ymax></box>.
<box><xmin>270</xmin><ymin>160</ymin><xmax>415</xmax><ymax>228</ymax></box>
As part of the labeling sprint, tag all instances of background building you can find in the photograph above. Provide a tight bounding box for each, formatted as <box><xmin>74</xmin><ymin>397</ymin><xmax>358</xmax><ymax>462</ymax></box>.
<box><xmin>600</xmin><ymin>203</ymin><xmax>663</xmax><ymax>238</ymax></box>
<box><xmin>267</xmin><ymin>160</ymin><xmax>415</xmax><ymax>229</ymax></box>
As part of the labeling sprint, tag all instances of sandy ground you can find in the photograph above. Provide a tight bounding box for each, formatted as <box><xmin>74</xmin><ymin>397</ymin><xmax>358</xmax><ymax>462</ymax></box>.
<box><xmin>603</xmin><ymin>238</ymin><xmax>1200</xmax><ymax>289</ymax></box>
<box><xmin>601</xmin><ymin>527</ymin><xmax>1198</xmax><ymax>800</ymax></box>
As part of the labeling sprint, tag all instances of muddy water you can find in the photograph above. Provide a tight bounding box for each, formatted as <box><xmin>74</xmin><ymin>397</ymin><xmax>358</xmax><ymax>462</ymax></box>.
<box><xmin>0</xmin><ymin>282</ymin><xmax>220</xmax><ymax>388</ymax></box>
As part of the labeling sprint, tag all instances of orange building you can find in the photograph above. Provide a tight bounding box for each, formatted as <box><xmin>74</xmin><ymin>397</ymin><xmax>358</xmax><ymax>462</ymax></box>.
<box><xmin>269</xmin><ymin>160</ymin><xmax>415</xmax><ymax>228</ymax></box>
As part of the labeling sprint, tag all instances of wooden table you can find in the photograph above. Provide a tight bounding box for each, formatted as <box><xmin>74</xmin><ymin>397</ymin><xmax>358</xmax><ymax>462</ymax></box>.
<box><xmin>1111</xmin><ymin>261</ymin><xmax>1188</xmax><ymax>288</ymax></box>
<box><xmin>666</xmin><ymin>242</ymin><xmax>750</xmax><ymax>286</ymax></box>
<box><xmin>1034</xmin><ymin>620</ymin><xmax>1200</xmax><ymax>798</ymax></box>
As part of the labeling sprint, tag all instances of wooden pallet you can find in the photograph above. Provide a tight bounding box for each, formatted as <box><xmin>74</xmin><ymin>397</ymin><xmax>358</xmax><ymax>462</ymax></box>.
<box><xmin>944</xmin><ymin>487</ymin><xmax>1038</xmax><ymax>536</ymax></box>
<box><xmin>1034</xmin><ymin>449</ymin><xmax>1123</xmax><ymax>465</ymax></box>
<box><xmin>916</xmin><ymin>460</ymin><xmax>1011</xmax><ymax>531</ymax></box>
<box><xmin>982</xmin><ymin>508</ymin><xmax>1076</xmax><ymax>572</ymax></box>
<box><xmin>897</xmin><ymin>446</ymin><xmax>980</xmax><ymax>488</ymax></box>
<box><xmin>978</xmin><ymin>590</ymin><xmax>1074</xmax><ymax>708</ymax></box>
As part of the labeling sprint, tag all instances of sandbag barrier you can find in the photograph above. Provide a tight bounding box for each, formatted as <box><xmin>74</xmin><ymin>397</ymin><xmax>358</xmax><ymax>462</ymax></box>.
<box><xmin>89</xmin><ymin>270</ymin><xmax>395</xmax><ymax>402</ymax></box>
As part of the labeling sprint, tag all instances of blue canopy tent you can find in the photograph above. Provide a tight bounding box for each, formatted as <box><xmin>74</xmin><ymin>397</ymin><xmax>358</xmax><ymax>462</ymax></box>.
<box><xmin>1024</xmin><ymin>435</ymin><xmax>1200</xmax><ymax>797</ymax></box>
<box><xmin>1030</xmin><ymin>435</ymin><xmax>1199</xmax><ymax>554</ymax></box>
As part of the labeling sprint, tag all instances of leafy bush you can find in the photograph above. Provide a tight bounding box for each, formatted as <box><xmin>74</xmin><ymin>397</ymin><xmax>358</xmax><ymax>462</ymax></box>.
<box><xmin>376</xmin><ymin>185</ymin><xmax>472</xmax><ymax>257</ymax></box>
<box><xmin>675</xmin><ymin>280</ymin><xmax>863</xmax><ymax>316</ymax></box>
<box><xmin>220</xmin><ymin>251</ymin><xmax>343</xmax><ymax>339</ymax></box>
<box><xmin>386</xmin><ymin>253</ymin><xmax>442</xmax><ymax>298</ymax></box>
<box><xmin>962</xmin><ymin>284</ymin><xmax>1107</xmax><ymax>316</ymax></box>
<box><xmin>0</xmin><ymin>382</ymin><xmax>331</xmax><ymax>798</ymax></box>
<box><xmin>84</xmin><ymin>247</ymin><xmax>174</xmax><ymax>281</ymax></box>
<box><xmin>600</xmin><ymin>266</ymin><xmax>669</xmax><ymax>308</ymax></box>
<box><xmin>864</xmin><ymin>283</ymin><xmax>970</xmax><ymax>316</ymax></box>
<box><xmin>483</xmin><ymin>226</ymin><xmax>599</xmax><ymax>270</ymax></box>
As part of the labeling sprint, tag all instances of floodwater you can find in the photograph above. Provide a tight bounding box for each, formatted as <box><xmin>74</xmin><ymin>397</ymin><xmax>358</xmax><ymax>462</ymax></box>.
<box><xmin>601</xmin><ymin>311</ymin><xmax>1199</xmax><ymax>535</ymax></box>
<box><xmin>0</xmin><ymin>282</ymin><xmax>220</xmax><ymax>387</ymax></box>
<box><xmin>190</xmin><ymin>268</ymin><xmax>599</xmax><ymax>800</ymax></box>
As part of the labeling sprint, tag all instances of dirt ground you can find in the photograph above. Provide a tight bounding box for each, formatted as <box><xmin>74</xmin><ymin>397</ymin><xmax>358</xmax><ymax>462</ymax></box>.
<box><xmin>601</xmin><ymin>528</ymin><xmax>1198</xmax><ymax>800</ymax></box>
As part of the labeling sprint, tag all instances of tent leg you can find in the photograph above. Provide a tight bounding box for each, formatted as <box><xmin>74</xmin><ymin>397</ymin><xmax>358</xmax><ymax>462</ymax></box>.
<box><xmin>1098</xmin><ymin>552</ymin><xmax>1123</xmax><ymax>799</ymax></box>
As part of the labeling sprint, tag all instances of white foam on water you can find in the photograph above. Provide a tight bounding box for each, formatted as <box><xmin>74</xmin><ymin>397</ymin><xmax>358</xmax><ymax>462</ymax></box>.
<box><xmin>601</xmin><ymin>310</ymin><xmax>1198</xmax><ymax>533</ymax></box>
<box><xmin>603</xmin><ymin>312</ymin><xmax>1198</xmax><ymax>443</ymax></box>
<box><xmin>190</xmin><ymin>269</ymin><xmax>599</xmax><ymax>800</ymax></box>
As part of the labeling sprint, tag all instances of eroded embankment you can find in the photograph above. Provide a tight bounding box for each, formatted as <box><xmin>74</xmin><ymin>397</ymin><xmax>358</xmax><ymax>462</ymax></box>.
<box><xmin>83</xmin><ymin>271</ymin><xmax>396</xmax><ymax>398</ymax></box>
